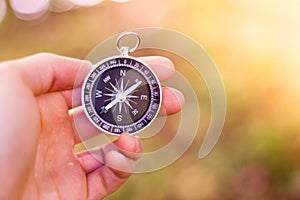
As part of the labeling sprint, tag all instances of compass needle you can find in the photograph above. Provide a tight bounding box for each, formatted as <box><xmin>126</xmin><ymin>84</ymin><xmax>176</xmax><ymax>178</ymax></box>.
<box><xmin>104</xmin><ymin>97</ymin><xmax>119</xmax><ymax>112</ymax></box>
<box><xmin>123</xmin><ymin>80</ymin><xmax>142</xmax><ymax>97</ymax></box>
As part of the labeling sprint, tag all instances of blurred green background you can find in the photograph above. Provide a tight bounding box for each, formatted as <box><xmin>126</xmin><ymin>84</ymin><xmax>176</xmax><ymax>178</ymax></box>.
<box><xmin>1</xmin><ymin>0</ymin><xmax>300</xmax><ymax>199</ymax></box>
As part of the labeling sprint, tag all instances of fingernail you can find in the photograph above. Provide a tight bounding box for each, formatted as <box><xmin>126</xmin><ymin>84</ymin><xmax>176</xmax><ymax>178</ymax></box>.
<box><xmin>134</xmin><ymin>136</ymin><xmax>141</xmax><ymax>153</ymax></box>
<box><xmin>169</xmin><ymin>87</ymin><xmax>185</xmax><ymax>108</ymax></box>
<box><xmin>105</xmin><ymin>150</ymin><xmax>134</xmax><ymax>174</ymax></box>
<box><xmin>122</xmin><ymin>132</ymin><xmax>141</xmax><ymax>153</ymax></box>
<box><xmin>144</xmin><ymin>56</ymin><xmax>175</xmax><ymax>82</ymax></box>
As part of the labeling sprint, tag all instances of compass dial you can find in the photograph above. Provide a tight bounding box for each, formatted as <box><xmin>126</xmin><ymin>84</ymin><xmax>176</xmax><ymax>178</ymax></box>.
<box><xmin>82</xmin><ymin>56</ymin><xmax>162</xmax><ymax>135</ymax></box>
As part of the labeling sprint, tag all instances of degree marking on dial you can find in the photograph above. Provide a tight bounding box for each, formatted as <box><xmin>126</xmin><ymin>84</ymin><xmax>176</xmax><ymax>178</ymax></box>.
<box><xmin>132</xmin><ymin>108</ymin><xmax>139</xmax><ymax>116</ymax></box>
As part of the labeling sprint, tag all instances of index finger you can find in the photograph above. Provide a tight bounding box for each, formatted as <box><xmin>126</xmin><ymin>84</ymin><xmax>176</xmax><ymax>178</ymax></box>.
<box><xmin>139</xmin><ymin>56</ymin><xmax>175</xmax><ymax>82</ymax></box>
<box><xmin>14</xmin><ymin>53</ymin><xmax>92</xmax><ymax>95</ymax></box>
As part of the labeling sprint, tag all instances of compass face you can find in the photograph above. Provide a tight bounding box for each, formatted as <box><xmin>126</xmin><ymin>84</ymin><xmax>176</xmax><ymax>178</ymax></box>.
<box><xmin>82</xmin><ymin>56</ymin><xmax>162</xmax><ymax>135</ymax></box>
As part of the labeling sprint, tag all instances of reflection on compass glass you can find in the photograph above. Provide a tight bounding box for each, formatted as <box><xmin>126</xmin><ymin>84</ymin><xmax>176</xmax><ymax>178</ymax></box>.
<box><xmin>82</xmin><ymin>56</ymin><xmax>161</xmax><ymax>135</ymax></box>
<box><xmin>93</xmin><ymin>66</ymin><xmax>150</xmax><ymax>125</ymax></box>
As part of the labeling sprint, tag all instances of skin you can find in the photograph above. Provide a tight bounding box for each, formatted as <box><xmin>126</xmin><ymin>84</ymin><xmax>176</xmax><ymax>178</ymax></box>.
<box><xmin>0</xmin><ymin>53</ymin><xmax>184</xmax><ymax>200</ymax></box>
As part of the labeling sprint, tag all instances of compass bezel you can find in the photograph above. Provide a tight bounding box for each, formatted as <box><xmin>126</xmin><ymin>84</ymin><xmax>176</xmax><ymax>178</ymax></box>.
<box><xmin>82</xmin><ymin>55</ymin><xmax>162</xmax><ymax>135</ymax></box>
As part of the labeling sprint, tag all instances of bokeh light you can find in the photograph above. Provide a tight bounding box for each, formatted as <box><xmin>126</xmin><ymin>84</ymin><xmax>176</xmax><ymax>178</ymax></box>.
<box><xmin>0</xmin><ymin>0</ymin><xmax>6</xmax><ymax>24</ymax></box>
<box><xmin>9</xmin><ymin>0</ymin><xmax>50</xmax><ymax>20</ymax></box>
<box><xmin>69</xmin><ymin>0</ymin><xmax>104</xmax><ymax>7</ymax></box>
<box><xmin>49</xmin><ymin>0</ymin><xmax>75</xmax><ymax>13</ymax></box>
<box><xmin>0</xmin><ymin>0</ymin><xmax>132</xmax><ymax>22</ymax></box>
<box><xmin>111</xmin><ymin>0</ymin><xmax>131</xmax><ymax>2</ymax></box>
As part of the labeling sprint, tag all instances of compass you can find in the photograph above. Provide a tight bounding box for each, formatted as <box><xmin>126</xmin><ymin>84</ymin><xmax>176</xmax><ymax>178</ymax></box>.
<box><xmin>82</xmin><ymin>32</ymin><xmax>162</xmax><ymax>135</ymax></box>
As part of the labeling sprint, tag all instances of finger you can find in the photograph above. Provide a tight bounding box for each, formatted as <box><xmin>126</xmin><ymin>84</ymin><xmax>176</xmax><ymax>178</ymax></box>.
<box><xmin>161</xmin><ymin>87</ymin><xmax>185</xmax><ymax>115</ymax></box>
<box><xmin>70</xmin><ymin>106</ymin><xmax>101</xmax><ymax>143</ymax></box>
<box><xmin>86</xmin><ymin>157</ymin><xmax>130</xmax><ymax>200</ymax></box>
<box><xmin>139</xmin><ymin>56</ymin><xmax>175</xmax><ymax>82</ymax></box>
<box><xmin>77</xmin><ymin>133</ymin><xmax>142</xmax><ymax>174</ymax></box>
<box><xmin>85</xmin><ymin>133</ymin><xmax>142</xmax><ymax>200</ymax></box>
<box><xmin>61</xmin><ymin>87</ymin><xmax>81</xmax><ymax>109</ymax></box>
<box><xmin>113</xmin><ymin>132</ymin><xmax>143</xmax><ymax>160</ymax></box>
<box><xmin>15</xmin><ymin>53</ymin><xmax>92</xmax><ymax>95</ymax></box>
<box><xmin>71</xmin><ymin>86</ymin><xmax>185</xmax><ymax>144</ymax></box>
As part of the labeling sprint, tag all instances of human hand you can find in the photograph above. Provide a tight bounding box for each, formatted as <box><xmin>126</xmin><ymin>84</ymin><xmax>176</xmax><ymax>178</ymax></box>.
<box><xmin>0</xmin><ymin>53</ymin><xmax>184</xmax><ymax>200</ymax></box>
